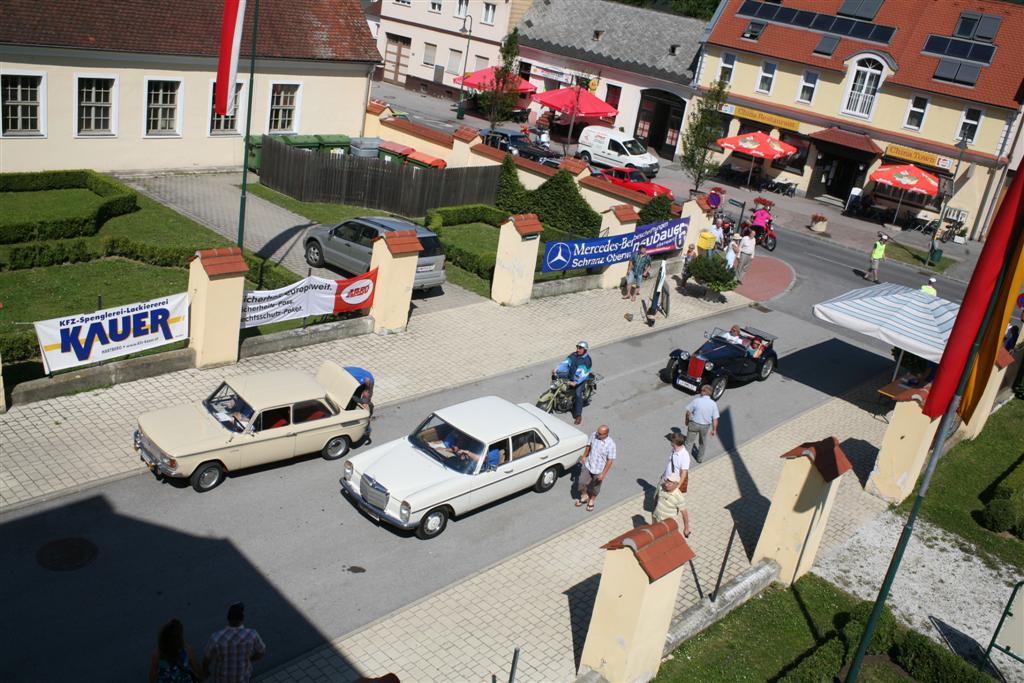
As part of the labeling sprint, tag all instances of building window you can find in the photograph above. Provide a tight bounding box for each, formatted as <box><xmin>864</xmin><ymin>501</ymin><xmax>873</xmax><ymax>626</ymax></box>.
<box><xmin>474</xmin><ymin>55</ymin><xmax>489</xmax><ymax>71</ymax></box>
<box><xmin>446</xmin><ymin>48</ymin><xmax>463</xmax><ymax>75</ymax></box>
<box><xmin>482</xmin><ymin>2</ymin><xmax>496</xmax><ymax>25</ymax></box>
<box><xmin>903</xmin><ymin>96</ymin><xmax>929</xmax><ymax>131</ymax></box>
<box><xmin>2</xmin><ymin>74</ymin><xmax>43</xmax><ymax>136</ymax></box>
<box><xmin>455</xmin><ymin>0</ymin><xmax>468</xmax><ymax>19</ymax></box>
<box><xmin>797</xmin><ymin>71</ymin><xmax>818</xmax><ymax>104</ymax></box>
<box><xmin>77</xmin><ymin>77</ymin><xmax>115</xmax><ymax>136</ymax></box>
<box><xmin>395</xmin><ymin>0</ymin><xmax>410</xmax><ymax>5</ymax></box>
<box><xmin>957</xmin><ymin>107</ymin><xmax>982</xmax><ymax>144</ymax></box>
<box><xmin>756</xmin><ymin>62</ymin><xmax>776</xmax><ymax>94</ymax></box>
<box><xmin>145</xmin><ymin>79</ymin><xmax>180</xmax><ymax>136</ymax></box>
<box><xmin>955</xmin><ymin>12</ymin><xmax>1001</xmax><ymax>41</ymax></box>
<box><xmin>210</xmin><ymin>82</ymin><xmax>243</xmax><ymax>134</ymax></box>
<box><xmin>423</xmin><ymin>42</ymin><xmax>437</xmax><ymax>66</ymax></box>
<box><xmin>719</xmin><ymin>53</ymin><xmax>735</xmax><ymax>84</ymax></box>
<box><xmin>842</xmin><ymin>58</ymin><xmax>883</xmax><ymax>118</ymax></box>
<box><xmin>429</xmin><ymin>0</ymin><xmax>442</xmax><ymax>11</ymax></box>
<box><xmin>604</xmin><ymin>84</ymin><xmax>621</xmax><ymax>109</ymax></box>
<box><xmin>268</xmin><ymin>83</ymin><xmax>299</xmax><ymax>133</ymax></box>
<box><xmin>519</xmin><ymin>61</ymin><xmax>532</xmax><ymax>81</ymax></box>
<box><xmin>742</xmin><ymin>21</ymin><xmax>766</xmax><ymax>40</ymax></box>
<box><xmin>771</xmin><ymin>132</ymin><xmax>811</xmax><ymax>173</ymax></box>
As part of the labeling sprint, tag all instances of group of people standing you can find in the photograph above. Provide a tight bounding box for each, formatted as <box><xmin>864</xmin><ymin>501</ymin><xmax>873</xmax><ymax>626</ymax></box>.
<box><xmin>149</xmin><ymin>604</ymin><xmax>265</xmax><ymax>683</ymax></box>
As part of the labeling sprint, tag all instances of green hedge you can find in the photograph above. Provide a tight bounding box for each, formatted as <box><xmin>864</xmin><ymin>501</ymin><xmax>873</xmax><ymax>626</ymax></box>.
<box><xmin>441</xmin><ymin>240</ymin><xmax>496</xmax><ymax>281</ymax></box>
<box><xmin>0</xmin><ymin>170</ymin><xmax>138</xmax><ymax>244</ymax></box>
<box><xmin>779</xmin><ymin>636</ymin><xmax>846</xmax><ymax>683</ymax></box>
<box><xmin>6</xmin><ymin>238</ymin><xmax>105</xmax><ymax>270</ymax></box>
<box><xmin>639</xmin><ymin>194</ymin><xmax>674</xmax><ymax>225</ymax></box>
<box><xmin>0</xmin><ymin>331</ymin><xmax>38</xmax><ymax>364</ymax></box>
<box><xmin>980</xmin><ymin>459</ymin><xmax>1024</xmax><ymax>537</ymax></box>
<box><xmin>495</xmin><ymin>154</ymin><xmax>602</xmax><ymax>238</ymax></box>
<box><xmin>425</xmin><ymin>204</ymin><xmax>508</xmax><ymax>231</ymax></box>
<box><xmin>893</xmin><ymin>631</ymin><xmax>991</xmax><ymax>683</ymax></box>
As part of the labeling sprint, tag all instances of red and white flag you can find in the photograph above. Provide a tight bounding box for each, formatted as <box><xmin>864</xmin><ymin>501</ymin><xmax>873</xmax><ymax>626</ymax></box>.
<box><xmin>215</xmin><ymin>0</ymin><xmax>247</xmax><ymax>116</ymax></box>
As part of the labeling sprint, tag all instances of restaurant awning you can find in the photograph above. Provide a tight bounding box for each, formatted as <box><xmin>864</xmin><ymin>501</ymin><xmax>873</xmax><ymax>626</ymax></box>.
<box><xmin>808</xmin><ymin>127</ymin><xmax>882</xmax><ymax>156</ymax></box>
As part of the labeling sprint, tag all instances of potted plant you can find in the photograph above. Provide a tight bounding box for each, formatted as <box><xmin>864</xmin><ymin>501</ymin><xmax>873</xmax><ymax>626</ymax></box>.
<box><xmin>953</xmin><ymin>226</ymin><xmax>968</xmax><ymax>244</ymax></box>
<box><xmin>810</xmin><ymin>213</ymin><xmax>828</xmax><ymax>233</ymax></box>
<box><xmin>711</xmin><ymin>186</ymin><xmax>727</xmax><ymax>195</ymax></box>
<box><xmin>686</xmin><ymin>252</ymin><xmax>739</xmax><ymax>302</ymax></box>
<box><xmin>753</xmin><ymin>196</ymin><xmax>775</xmax><ymax>209</ymax></box>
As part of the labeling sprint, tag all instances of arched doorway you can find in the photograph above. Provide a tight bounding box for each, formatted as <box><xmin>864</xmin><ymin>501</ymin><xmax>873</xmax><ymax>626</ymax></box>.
<box><xmin>634</xmin><ymin>89</ymin><xmax>686</xmax><ymax>160</ymax></box>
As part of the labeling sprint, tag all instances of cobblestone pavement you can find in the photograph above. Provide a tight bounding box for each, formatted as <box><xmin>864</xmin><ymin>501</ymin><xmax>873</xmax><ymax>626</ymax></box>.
<box><xmin>259</xmin><ymin>378</ymin><xmax>891</xmax><ymax>683</ymax></box>
<box><xmin>0</xmin><ymin>288</ymin><xmax>750</xmax><ymax>509</ymax></box>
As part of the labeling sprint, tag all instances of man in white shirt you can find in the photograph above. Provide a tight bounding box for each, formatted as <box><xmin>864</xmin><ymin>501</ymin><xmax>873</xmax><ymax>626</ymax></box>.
<box><xmin>576</xmin><ymin>424</ymin><xmax>616</xmax><ymax>512</ymax></box>
<box><xmin>736</xmin><ymin>228</ymin><xmax>756</xmax><ymax>283</ymax></box>
<box><xmin>684</xmin><ymin>384</ymin><xmax>720</xmax><ymax>463</ymax></box>
<box><xmin>720</xmin><ymin>324</ymin><xmax>744</xmax><ymax>344</ymax></box>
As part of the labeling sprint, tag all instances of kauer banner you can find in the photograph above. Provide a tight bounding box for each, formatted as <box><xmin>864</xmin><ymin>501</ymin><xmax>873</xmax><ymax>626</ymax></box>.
<box><xmin>34</xmin><ymin>293</ymin><xmax>190</xmax><ymax>374</ymax></box>
<box><xmin>240</xmin><ymin>269</ymin><xmax>378</xmax><ymax>329</ymax></box>
<box><xmin>541</xmin><ymin>217</ymin><xmax>689</xmax><ymax>272</ymax></box>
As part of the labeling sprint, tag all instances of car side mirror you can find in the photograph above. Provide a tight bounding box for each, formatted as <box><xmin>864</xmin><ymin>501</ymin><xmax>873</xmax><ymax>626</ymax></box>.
<box><xmin>703</xmin><ymin>331</ymin><xmax>710</xmax><ymax>339</ymax></box>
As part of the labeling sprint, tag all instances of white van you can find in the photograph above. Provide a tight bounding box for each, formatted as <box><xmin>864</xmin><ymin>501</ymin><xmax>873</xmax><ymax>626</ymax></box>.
<box><xmin>576</xmin><ymin>126</ymin><xmax>660</xmax><ymax>177</ymax></box>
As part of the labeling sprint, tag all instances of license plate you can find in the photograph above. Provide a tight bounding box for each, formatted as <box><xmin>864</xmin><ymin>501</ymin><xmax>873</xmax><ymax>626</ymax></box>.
<box><xmin>675</xmin><ymin>378</ymin><xmax>697</xmax><ymax>391</ymax></box>
<box><xmin>417</xmin><ymin>264</ymin><xmax>435</xmax><ymax>272</ymax></box>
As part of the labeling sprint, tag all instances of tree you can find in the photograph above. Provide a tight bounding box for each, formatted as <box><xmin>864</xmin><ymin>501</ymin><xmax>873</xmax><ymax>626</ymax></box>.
<box><xmin>638</xmin><ymin>194</ymin><xmax>674</xmax><ymax>225</ymax></box>
<box><xmin>679</xmin><ymin>78</ymin><xmax>729</xmax><ymax>194</ymax></box>
<box><xmin>478</xmin><ymin>29</ymin><xmax>521</xmax><ymax>130</ymax></box>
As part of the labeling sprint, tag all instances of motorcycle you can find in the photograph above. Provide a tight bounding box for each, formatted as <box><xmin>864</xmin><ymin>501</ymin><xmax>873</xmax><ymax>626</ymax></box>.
<box><xmin>536</xmin><ymin>373</ymin><xmax>602</xmax><ymax>414</ymax></box>
<box><xmin>753</xmin><ymin>219</ymin><xmax>778</xmax><ymax>251</ymax></box>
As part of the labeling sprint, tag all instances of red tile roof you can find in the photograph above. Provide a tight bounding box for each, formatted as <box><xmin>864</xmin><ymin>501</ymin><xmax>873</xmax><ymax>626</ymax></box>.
<box><xmin>366</xmin><ymin>100</ymin><xmax>390</xmax><ymax>115</ymax></box>
<box><xmin>603</xmin><ymin>518</ymin><xmax>695</xmax><ymax>582</ymax></box>
<box><xmin>612</xmin><ymin>205</ymin><xmax>640</xmax><ymax>223</ymax></box>
<box><xmin>469</xmin><ymin>144</ymin><xmax>560</xmax><ymax>177</ymax></box>
<box><xmin>780</xmin><ymin>436</ymin><xmax>852</xmax><ymax>483</ymax></box>
<box><xmin>580</xmin><ymin>175</ymin><xmax>651</xmax><ymax>205</ymax></box>
<box><xmin>510</xmin><ymin>214</ymin><xmax>544</xmax><ymax>236</ymax></box>
<box><xmin>453</xmin><ymin>126</ymin><xmax>480</xmax><ymax>143</ymax></box>
<box><xmin>559</xmin><ymin>157</ymin><xmax>590</xmax><ymax>175</ymax></box>
<box><xmin>381</xmin><ymin>117</ymin><xmax>454</xmax><ymax>148</ymax></box>
<box><xmin>379</xmin><ymin>230</ymin><xmax>423</xmax><ymax>256</ymax></box>
<box><xmin>708</xmin><ymin>0</ymin><xmax>1024</xmax><ymax>109</ymax></box>
<box><xmin>0</xmin><ymin>0</ymin><xmax>381</xmax><ymax>63</ymax></box>
<box><xmin>808</xmin><ymin>127</ymin><xmax>883</xmax><ymax>155</ymax></box>
<box><xmin>194</xmin><ymin>247</ymin><xmax>248</xmax><ymax>278</ymax></box>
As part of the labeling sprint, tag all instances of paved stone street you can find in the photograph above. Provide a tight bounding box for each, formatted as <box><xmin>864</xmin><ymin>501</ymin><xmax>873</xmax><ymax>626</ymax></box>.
<box><xmin>259</xmin><ymin>378</ymin><xmax>891</xmax><ymax>683</ymax></box>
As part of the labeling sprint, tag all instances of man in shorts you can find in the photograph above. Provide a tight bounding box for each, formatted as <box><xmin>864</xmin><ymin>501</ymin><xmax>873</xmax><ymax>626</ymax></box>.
<box><xmin>624</xmin><ymin>244</ymin><xmax>652</xmax><ymax>304</ymax></box>
<box><xmin>576</xmin><ymin>424</ymin><xmax>616</xmax><ymax>512</ymax></box>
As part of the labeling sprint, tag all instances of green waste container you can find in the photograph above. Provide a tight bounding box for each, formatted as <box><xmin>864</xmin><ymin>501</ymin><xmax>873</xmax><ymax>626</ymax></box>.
<box><xmin>928</xmin><ymin>246</ymin><xmax>943</xmax><ymax>265</ymax></box>
<box><xmin>378</xmin><ymin>141</ymin><xmax>413</xmax><ymax>164</ymax></box>
<box><xmin>282</xmin><ymin>134</ymin><xmax>323</xmax><ymax>151</ymax></box>
<box><xmin>246</xmin><ymin>134</ymin><xmax>263</xmax><ymax>172</ymax></box>
<box><xmin>319</xmin><ymin>134</ymin><xmax>351</xmax><ymax>156</ymax></box>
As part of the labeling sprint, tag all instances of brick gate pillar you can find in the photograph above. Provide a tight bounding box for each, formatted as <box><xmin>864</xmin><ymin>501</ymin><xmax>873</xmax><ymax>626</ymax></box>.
<box><xmin>188</xmin><ymin>247</ymin><xmax>248</xmax><ymax>369</ymax></box>
<box><xmin>491</xmin><ymin>214</ymin><xmax>544</xmax><ymax>306</ymax></box>
<box><xmin>368</xmin><ymin>230</ymin><xmax>423</xmax><ymax>333</ymax></box>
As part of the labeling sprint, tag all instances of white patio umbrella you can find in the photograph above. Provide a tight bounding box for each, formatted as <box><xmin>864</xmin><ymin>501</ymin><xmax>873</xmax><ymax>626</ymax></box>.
<box><xmin>812</xmin><ymin>284</ymin><xmax>960</xmax><ymax>379</ymax></box>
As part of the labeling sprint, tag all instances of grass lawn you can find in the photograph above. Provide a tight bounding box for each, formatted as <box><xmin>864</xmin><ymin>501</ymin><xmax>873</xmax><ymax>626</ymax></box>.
<box><xmin>444</xmin><ymin>262</ymin><xmax>490</xmax><ymax>297</ymax></box>
<box><xmin>898</xmin><ymin>398</ymin><xmax>1024</xmax><ymax>569</ymax></box>
<box><xmin>887</xmin><ymin>241</ymin><xmax>956</xmax><ymax>274</ymax></box>
<box><xmin>441</xmin><ymin>222</ymin><xmax>500</xmax><ymax>251</ymax></box>
<box><xmin>100</xmin><ymin>194</ymin><xmax>234</xmax><ymax>249</ymax></box>
<box><xmin>0</xmin><ymin>259</ymin><xmax>188</xmax><ymax>336</ymax></box>
<box><xmin>0</xmin><ymin>189</ymin><xmax>104</xmax><ymax>229</ymax></box>
<box><xmin>247</xmin><ymin>183</ymin><xmax>392</xmax><ymax>225</ymax></box>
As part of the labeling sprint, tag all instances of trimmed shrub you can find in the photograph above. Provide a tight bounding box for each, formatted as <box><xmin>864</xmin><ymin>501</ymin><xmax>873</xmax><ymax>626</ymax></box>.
<box><xmin>531</xmin><ymin>170</ymin><xmax>602</xmax><ymax>238</ymax></box>
<box><xmin>104</xmin><ymin>236</ymin><xmax>194</xmax><ymax>269</ymax></box>
<box><xmin>980</xmin><ymin>459</ymin><xmax>1024</xmax><ymax>537</ymax></box>
<box><xmin>442</xmin><ymin>241</ymin><xmax>496</xmax><ymax>281</ymax></box>
<box><xmin>841</xmin><ymin>602</ymin><xmax>900</xmax><ymax>655</ymax></box>
<box><xmin>893</xmin><ymin>631</ymin><xmax>991</xmax><ymax>683</ymax></box>
<box><xmin>7</xmin><ymin>238</ymin><xmax>104</xmax><ymax>270</ymax></box>
<box><xmin>639</xmin><ymin>194</ymin><xmax>674</xmax><ymax>225</ymax></box>
<box><xmin>0</xmin><ymin>331</ymin><xmax>38</xmax><ymax>363</ymax></box>
<box><xmin>496</xmin><ymin>153</ymin><xmax>530</xmax><ymax>214</ymax></box>
<box><xmin>0</xmin><ymin>170</ymin><xmax>90</xmax><ymax>192</ymax></box>
<box><xmin>779</xmin><ymin>636</ymin><xmax>846</xmax><ymax>683</ymax></box>
<box><xmin>426</xmin><ymin>204</ymin><xmax>508</xmax><ymax>231</ymax></box>
<box><xmin>687</xmin><ymin>253</ymin><xmax>738</xmax><ymax>292</ymax></box>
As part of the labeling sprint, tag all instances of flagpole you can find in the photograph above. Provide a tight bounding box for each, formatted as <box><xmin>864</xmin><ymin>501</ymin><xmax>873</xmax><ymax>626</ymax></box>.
<box><xmin>237</xmin><ymin>0</ymin><xmax>261</xmax><ymax>248</ymax></box>
<box><xmin>845</xmin><ymin>231</ymin><xmax>1019</xmax><ymax>681</ymax></box>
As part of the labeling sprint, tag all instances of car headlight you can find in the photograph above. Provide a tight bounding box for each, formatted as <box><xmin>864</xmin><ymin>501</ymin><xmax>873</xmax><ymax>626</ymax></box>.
<box><xmin>680</xmin><ymin>351</ymin><xmax>690</xmax><ymax>360</ymax></box>
<box><xmin>400</xmin><ymin>501</ymin><xmax>411</xmax><ymax>524</ymax></box>
<box><xmin>704</xmin><ymin>362</ymin><xmax>714</xmax><ymax>371</ymax></box>
<box><xmin>343</xmin><ymin>461</ymin><xmax>353</xmax><ymax>481</ymax></box>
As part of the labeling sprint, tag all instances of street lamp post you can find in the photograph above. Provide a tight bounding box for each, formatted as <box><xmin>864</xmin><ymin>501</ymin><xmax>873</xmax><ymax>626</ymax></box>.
<box><xmin>456</xmin><ymin>14</ymin><xmax>474</xmax><ymax>120</ymax></box>
<box><xmin>928</xmin><ymin>136</ymin><xmax>970</xmax><ymax>264</ymax></box>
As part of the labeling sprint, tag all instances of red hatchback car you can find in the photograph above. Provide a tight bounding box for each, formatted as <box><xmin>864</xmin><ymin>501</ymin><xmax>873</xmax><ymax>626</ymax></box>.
<box><xmin>593</xmin><ymin>167</ymin><xmax>674</xmax><ymax>199</ymax></box>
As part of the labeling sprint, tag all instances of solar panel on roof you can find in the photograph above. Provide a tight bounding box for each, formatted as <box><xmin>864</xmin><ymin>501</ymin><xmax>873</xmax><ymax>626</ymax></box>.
<box><xmin>812</xmin><ymin>14</ymin><xmax>834</xmax><ymax>31</ymax></box>
<box><xmin>738</xmin><ymin>0</ymin><xmax>758</xmax><ymax>16</ymax></box>
<box><xmin>870</xmin><ymin>25</ymin><xmax>895</xmax><ymax>42</ymax></box>
<box><xmin>792</xmin><ymin>10</ymin><xmax>815</xmax><ymax>27</ymax></box>
<box><xmin>734</xmin><ymin>0</ymin><xmax>895</xmax><ymax>45</ymax></box>
<box><xmin>925</xmin><ymin>36</ymin><xmax>948</xmax><ymax>54</ymax></box>
<box><xmin>838</xmin><ymin>0</ymin><xmax>883</xmax><ymax>20</ymax></box>
<box><xmin>947</xmin><ymin>39</ymin><xmax>971</xmax><ymax>58</ymax></box>
<box><xmin>755</xmin><ymin>3</ymin><xmax>779</xmax><ymax>20</ymax></box>
<box><xmin>832</xmin><ymin>17</ymin><xmax>854</xmax><ymax>35</ymax></box>
<box><xmin>968</xmin><ymin>43</ymin><xmax>995</xmax><ymax>63</ymax></box>
<box><xmin>775</xmin><ymin>6</ymin><xmax>797</xmax><ymax>23</ymax></box>
<box><xmin>923</xmin><ymin>34</ymin><xmax>994</xmax><ymax>64</ymax></box>
<box><xmin>850</xmin><ymin>21</ymin><xmax>874</xmax><ymax>39</ymax></box>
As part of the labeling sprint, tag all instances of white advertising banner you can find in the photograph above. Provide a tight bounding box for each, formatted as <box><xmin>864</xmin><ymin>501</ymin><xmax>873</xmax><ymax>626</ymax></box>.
<box><xmin>240</xmin><ymin>271</ymin><xmax>377</xmax><ymax>329</ymax></box>
<box><xmin>34</xmin><ymin>293</ymin><xmax>190</xmax><ymax>374</ymax></box>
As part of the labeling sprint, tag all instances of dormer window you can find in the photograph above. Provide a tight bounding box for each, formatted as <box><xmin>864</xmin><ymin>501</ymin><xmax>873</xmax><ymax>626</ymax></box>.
<box><xmin>842</xmin><ymin>57</ymin><xmax>884</xmax><ymax>119</ymax></box>
<box><xmin>669</xmin><ymin>44</ymin><xmax>680</xmax><ymax>56</ymax></box>
<box><xmin>742</xmin><ymin>21</ymin><xmax>766</xmax><ymax>40</ymax></box>
<box><xmin>955</xmin><ymin>12</ymin><xmax>1001</xmax><ymax>42</ymax></box>
<box><xmin>593</xmin><ymin>30</ymin><xmax>604</xmax><ymax>41</ymax></box>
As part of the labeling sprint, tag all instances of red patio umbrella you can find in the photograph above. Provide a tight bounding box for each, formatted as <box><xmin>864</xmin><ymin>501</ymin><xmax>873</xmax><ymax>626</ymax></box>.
<box><xmin>716</xmin><ymin>131</ymin><xmax>798</xmax><ymax>187</ymax></box>
<box><xmin>531</xmin><ymin>85</ymin><xmax>618</xmax><ymax>118</ymax></box>
<box><xmin>454</xmin><ymin>66</ymin><xmax>537</xmax><ymax>94</ymax></box>
<box><xmin>869</xmin><ymin>163</ymin><xmax>939</xmax><ymax>223</ymax></box>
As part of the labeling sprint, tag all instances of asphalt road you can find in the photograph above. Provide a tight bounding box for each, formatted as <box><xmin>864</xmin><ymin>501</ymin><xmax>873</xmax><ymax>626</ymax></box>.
<box><xmin>0</xmin><ymin>299</ymin><xmax>895</xmax><ymax>683</ymax></box>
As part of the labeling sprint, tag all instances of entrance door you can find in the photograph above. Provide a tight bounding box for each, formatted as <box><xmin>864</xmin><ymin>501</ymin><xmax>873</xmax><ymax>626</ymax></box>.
<box><xmin>383</xmin><ymin>34</ymin><xmax>411</xmax><ymax>84</ymax></box>
<box><xmin>826</xmin><ymin>158</ymin><xmax>859</xmax><ymax>199</ymax></box>
<box><xmin>636</xmin><ymin>90</ymin><xmax>686</xmax><ymax>160</ymax></box>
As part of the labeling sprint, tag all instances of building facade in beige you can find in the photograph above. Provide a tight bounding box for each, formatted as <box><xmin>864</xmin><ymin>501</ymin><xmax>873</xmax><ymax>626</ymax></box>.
<box><xmin>1</xmin><ymin>0</ymin><xmax>380</xmax><ymax>173</ymax></box>
<box><xmin>698</xmin><ymin>0</ymin><xmax>1024</xmax><ymax>240</ymax></box>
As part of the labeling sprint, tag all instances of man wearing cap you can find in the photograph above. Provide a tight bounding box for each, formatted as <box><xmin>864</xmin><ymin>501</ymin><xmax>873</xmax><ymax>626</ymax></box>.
<box><xmin>921</xmin><ymin>278</ymin><xmax>937</xmax><ymax>296</ymax></box>
<box><xmin>683</xmin><ymin>384</ymin><xmax>720</xmax><ymax>463</ymax></box>
<box><xmin>203</xmin><ymin>603</ymin><xmax>265</xmax><ymax>683</ymax></box>
<box><xmin>865</xmin><ymin>233</ymin><xmax>889</xmax><ymax>283</ymax></box>
<box><xmin>553</xmin><ymin>341</ymin><xmax>593</xmax><ymax>425</ymax></box>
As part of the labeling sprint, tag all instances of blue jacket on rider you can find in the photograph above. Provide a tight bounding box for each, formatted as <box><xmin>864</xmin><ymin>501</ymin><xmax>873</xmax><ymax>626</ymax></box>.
<box><xmin>557</xmin><ymin>352</ymin><xmax>592</xmax><ymax>384</ymax></box>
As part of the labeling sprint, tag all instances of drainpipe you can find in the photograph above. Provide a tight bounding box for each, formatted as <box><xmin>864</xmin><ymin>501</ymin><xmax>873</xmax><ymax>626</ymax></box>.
<box><xmin>360</xmin><ymin>63</ymin><xmax>375</xmax><ymax>138</ymax></box>
<box><xmin>975</xmin><ymin>107</ymin><xmax>1022</xmax><ymax>240</ymax></box>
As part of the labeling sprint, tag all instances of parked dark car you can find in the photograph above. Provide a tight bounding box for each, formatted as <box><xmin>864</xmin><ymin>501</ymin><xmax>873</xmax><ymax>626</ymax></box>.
<box><xmin>479</xmin><ymin>127</ymin><xmax>562</xmax><ymax>166</ymax></box>
<box><xmin>663</xmin><ymin>326</ymin><xmax>778</xmax><ymax>400</ymax></box>
<box><xmin>304</xmin><ymin>216</ymin><xmax>446</xmax><ymax>290</ymax></box>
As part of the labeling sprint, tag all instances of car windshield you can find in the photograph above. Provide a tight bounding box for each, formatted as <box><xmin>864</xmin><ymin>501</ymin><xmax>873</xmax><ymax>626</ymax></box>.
<box><xmin>418</xmin><ymin>235</ymin><xmax>444</xmax><ymax>258</ymax></box>
<box><xmin>627</xmin><ymin>171</ymin><xmax>647</xmax><ymax>183</ymax></box>
<box><xmin>204</xmin><ymin>382</ymin><xmax>254</xmax><ymax>433</ymax></box>
<box><xmin>622</xmin><ymin>138</ymin><xmax>646</xmax><ymax>155</ymax></box>
<box><xmin>508</xmin><ymin>134</ymin><xmax>529</xmax><ymax>147</ymax></box>
<box><xmin>411</xmin><ymin>414</ymin><xmax>485</xmax><ymax>474</ymax></box>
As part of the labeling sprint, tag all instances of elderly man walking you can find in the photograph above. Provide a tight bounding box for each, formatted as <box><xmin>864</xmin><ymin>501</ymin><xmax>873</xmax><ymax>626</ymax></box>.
<box><xmin>576</xmin><ymin>424</ymin><xmax>616</xmax><ymax>512</ymax></box>
<box><xmin>684</xmin><ymin>385</ymin><xmax>720</xmax><ymax>463</ymax></box>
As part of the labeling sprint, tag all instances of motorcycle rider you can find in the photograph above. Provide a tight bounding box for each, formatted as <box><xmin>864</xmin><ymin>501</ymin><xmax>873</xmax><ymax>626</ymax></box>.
<box><xmin>751</xmin><ymin>206</ymin><xmax>772</xmax><ymax>243</ymax></box>
<box><xmin>553</xmin><ymin>341</ymin><xmax>593</xmax><ymax>425</ymax></box>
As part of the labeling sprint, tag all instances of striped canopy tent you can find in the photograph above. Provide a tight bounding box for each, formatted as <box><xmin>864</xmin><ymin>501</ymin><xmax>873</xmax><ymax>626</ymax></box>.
<box><xmin>812</xmin><ymin>284</ymin><xmax>960</xmax><ymax>378</ymax></box>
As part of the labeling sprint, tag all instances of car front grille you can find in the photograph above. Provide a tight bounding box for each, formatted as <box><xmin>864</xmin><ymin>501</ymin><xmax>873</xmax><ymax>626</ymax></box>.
<box><xmin>360</xmin><ymin>475</ymin><xmax>389</xmax><ymax>511</ymax></box>
<box><xmin>687</xmin><ymin>357</ymin><xmax>705</xmax><ymax>379</ymax></box>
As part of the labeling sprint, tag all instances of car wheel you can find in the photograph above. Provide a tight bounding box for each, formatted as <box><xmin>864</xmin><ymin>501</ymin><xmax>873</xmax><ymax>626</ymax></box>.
<box><xmin>534</xmin><ymin>465</ymin><xmax>560</xmax><ymax>493</ymax></box>
<box><xmin>305</xmin><ymin>241</ymin><xmax>325</xmax><ymax>267</ymax></box>
<box><xmin>711</xmin><ymin>376</ymin><xmax>727</xmax><ymax>401</ymax></box>
<box><xmin>662</xmin><ymin>358</ymin><xmax>679</xmax><ymax>383</ymax></box>
<box><xmin>416</xmin><ymin>507</ymin><xmax>449</xmax><ymax>540</ymax></box>
<box><xmin>758</xmin><ymin>357</ymin><xmax>775</xmax><ymax>381</ymax></box>
<box><xmin>580</xmin><ymin>151</ymin><xmax>592</xmax><ymax>163</ymax></box>
<box><xmin>191</xmin><ymin>462</ymin><xmax>224</xmax><ymax>493</ymax></box>
<box><xmin>321</xmin><ymin>435</ymin><xmax>351</xmax><ymax>460</ymax></box>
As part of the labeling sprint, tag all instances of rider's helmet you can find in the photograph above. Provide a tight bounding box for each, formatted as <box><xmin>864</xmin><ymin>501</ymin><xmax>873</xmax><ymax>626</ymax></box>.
<box><xmin>577</xmin><ymin>341</ymin><xmax>589</xmax><ymax>350</ymax></box>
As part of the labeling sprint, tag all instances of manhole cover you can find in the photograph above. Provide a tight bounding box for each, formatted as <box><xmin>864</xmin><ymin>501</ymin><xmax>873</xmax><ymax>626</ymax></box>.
<box><xmin>36</xmin><ymin>537</ymin><xmax>98</xmax><ymax>571</ymax></box>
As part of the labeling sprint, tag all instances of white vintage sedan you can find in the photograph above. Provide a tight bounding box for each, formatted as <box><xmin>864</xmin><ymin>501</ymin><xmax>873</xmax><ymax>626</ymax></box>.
<box><xmin>340</xmin><ymin>396</ymin><xmax>589</xmax><ymax>538</ymax></box>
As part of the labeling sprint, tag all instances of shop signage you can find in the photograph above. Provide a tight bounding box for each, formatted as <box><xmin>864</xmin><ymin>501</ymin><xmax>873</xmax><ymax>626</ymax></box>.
<box><xmin>532</xmin><ymin>65</ymin><xmax>574</xmax><ymax>84</ymax></box>
<box><xmin>885</xmin><ymin>143</ymin><xmax>954</xmax><ymax>170</ymax></box>
<box><xmin>541</xmin><ymin>218</ymin><xmax>689</xmax><ymax>272</ymax></box>
<box><xmin>720</xmin><ymin>103</ymin><xmax>801</xmax><ymax>132</ymax></box>
<box><xmin>240</xmin><ymin>270</ymin><xmax>377</xmax><ymax>329</ymax></box>
<box><xmin>34</xmin><ymin>293</ymin><xmax>189</xmax><ymax>373</ymax></box>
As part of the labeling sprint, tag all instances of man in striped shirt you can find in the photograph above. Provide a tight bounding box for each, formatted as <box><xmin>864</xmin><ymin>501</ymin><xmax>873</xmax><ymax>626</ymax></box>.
<box><xmin>203</xmin><ymin>603</ymin><xmax>266</xmax><ymax>683</ymax></box>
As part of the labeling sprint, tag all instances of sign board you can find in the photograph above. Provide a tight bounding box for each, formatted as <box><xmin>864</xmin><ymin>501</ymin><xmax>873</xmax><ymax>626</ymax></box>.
<box><xmin>240</xmin><ymin>270</ymin><xmax>377</xmax><ymax>329</ymax></box>
<box><xmin>541</xmin><ymin>218</ymin><xmax>689</xmax><ymax>272</ymax></box>
<box><xmin>34</xmin><ymin>293</ymin><xmax>189</xmax><ymax>374</ymax></box>
<box><xmin>1017</xmin><ymin>292</ymin><xmax>1024</xmax><ymax>310</ymax></box>
<box><xmin>720</xmin><ymin>103</ymin><xmax>801</xmax><ymax>132</ymax></box>
<box><xmin>532</xmin><ymin>65</ymin><xmax>574</xmax><ymax>84</ymax></box>
<box><xmin>988</xmin><ymin>581</ymin><xmax>1024</xmax><ymax>665</ymax></box>
<box><xmin>885</xmin><ymin>143</ymin><xmax>954</xmax><ymax>171</ymax></box>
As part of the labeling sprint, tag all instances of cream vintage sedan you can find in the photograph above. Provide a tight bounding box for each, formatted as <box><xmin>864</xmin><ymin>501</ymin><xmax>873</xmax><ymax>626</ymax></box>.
<box><xmin>340</xmin><ymin>396</ymin><xmax>589</xmax><ymax>539</ymax></box>
<box><xmin>134</xmin><ymin>361</ymin><xmax>369</xmax><ymax>492</ymax></box>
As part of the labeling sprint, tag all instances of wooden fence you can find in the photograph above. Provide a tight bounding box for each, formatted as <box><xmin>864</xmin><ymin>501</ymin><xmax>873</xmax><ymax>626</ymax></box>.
<box><xmin>259</xmin><ymin>136</ymin><xmax>500</xmax><ymax>217</ymax></box>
